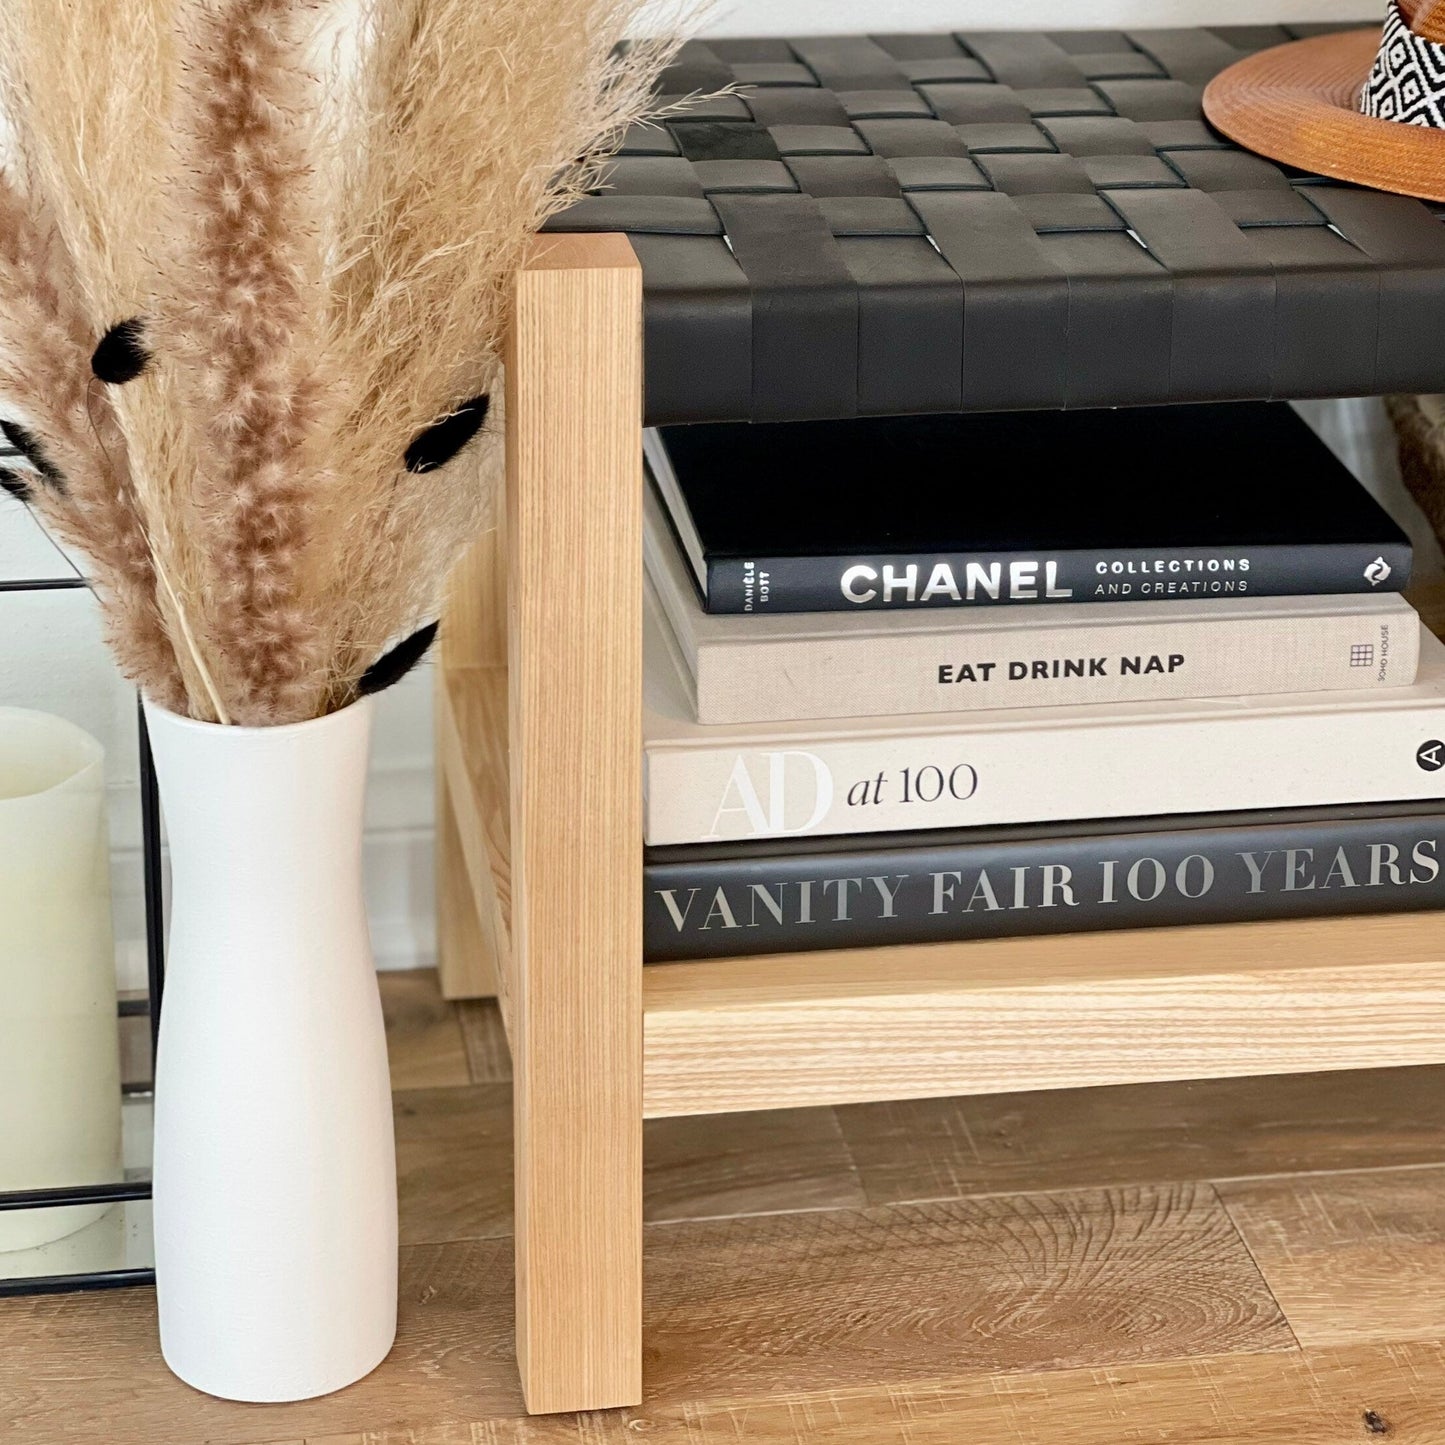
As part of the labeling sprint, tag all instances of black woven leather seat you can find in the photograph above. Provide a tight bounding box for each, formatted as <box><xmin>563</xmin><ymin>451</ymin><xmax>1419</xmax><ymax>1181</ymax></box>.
<box><xmin>549</xmin><ymin>24</ymin><xmax>1445</xmax><ymax>425</ymax></box>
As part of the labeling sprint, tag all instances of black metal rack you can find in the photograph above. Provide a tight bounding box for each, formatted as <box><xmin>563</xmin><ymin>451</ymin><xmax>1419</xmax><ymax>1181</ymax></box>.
<box><xmin>0</xmin><ymin>556</ymin><xmax>165</xmax><ymax>1296</ymax></box>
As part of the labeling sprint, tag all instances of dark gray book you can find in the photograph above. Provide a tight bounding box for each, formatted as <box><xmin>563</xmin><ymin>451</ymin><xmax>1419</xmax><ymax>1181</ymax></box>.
<box><xmin>646</xmin><ymin>403</ymin><xmax>1413</xmax><ymax>615</ymax></box>
<box><xmin>643</xmin><ymin>801</ymin><xmax>1445</xmax><ymax>961</ymax></box>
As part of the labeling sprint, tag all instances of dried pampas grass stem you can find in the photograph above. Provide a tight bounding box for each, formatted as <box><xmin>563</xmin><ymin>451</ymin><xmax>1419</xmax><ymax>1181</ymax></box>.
<box><xmin>158</xmin><ymin>0</ymin><xmax>336</xmax><ymax>724</ymax></box>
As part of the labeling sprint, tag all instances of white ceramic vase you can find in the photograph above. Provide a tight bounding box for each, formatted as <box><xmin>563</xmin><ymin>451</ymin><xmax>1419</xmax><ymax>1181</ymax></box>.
<box><xmin>0</xmin><ymin>708</ymin><xmax>122</xmax><ymax>1251</ymax></box>
<box><xmin>143</xmin><ymin>696</ymin><xmax>397</xmax><ymax>1403</ymax></box>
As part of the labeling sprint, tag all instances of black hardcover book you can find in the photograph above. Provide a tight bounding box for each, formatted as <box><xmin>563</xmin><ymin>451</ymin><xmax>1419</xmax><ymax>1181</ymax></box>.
<box><xmin>643</xmin><ymin>801</ymin><xmax>1445</xmax><ymax>962</ymax></box>
<box><xmin>645</xmin><ymin>403</ymin><xmax>1413</xmax><ymax>615</ymax></box>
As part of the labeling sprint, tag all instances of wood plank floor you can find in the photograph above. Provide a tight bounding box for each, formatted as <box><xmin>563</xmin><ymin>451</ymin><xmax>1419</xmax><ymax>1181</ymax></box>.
<box><xmin>9</xmin><ymin>968</ymin><xmax>1445</xmax><ymax>1444</ymax></box>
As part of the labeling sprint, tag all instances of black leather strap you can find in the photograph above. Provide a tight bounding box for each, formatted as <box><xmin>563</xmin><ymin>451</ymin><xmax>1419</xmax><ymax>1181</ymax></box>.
<box><xmin>910</xmin><ymin>189</ymin><xmax>1069</xmax><ymax>409</ymax></box>
<box><xmin>710</xmin><ymin>194</ymin><xmax>859</xmax><ymax>420</ymax></box>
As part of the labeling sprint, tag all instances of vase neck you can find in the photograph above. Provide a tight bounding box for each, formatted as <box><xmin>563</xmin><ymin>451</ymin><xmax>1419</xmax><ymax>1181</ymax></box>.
<box><xmin>142</xmin><ymin>700</ymin><xmax>376</xmax><ymax>887</ymax></box>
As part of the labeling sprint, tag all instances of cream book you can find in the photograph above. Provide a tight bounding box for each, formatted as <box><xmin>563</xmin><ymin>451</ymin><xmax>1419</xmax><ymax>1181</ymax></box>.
<box><xmin>643</xmin><ymin>483</ymin><xmax>1421</xmax><ymax>726</ymax></box>
<box><xmin>643</xmin><ymin>586</ymin><xmax>1445</xmax><ymax>847</ymax></box>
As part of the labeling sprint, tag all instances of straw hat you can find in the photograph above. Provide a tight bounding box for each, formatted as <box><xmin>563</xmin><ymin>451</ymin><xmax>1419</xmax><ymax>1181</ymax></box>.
<box><xmin>1203</xmin><ymin>1</ymin><xmax>1445</xmax><ymax>202</ymax></box>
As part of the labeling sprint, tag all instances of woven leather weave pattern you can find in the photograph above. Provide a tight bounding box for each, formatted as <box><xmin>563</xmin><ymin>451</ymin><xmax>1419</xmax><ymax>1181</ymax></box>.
<box><xmin>548</xmin><ymin>24</ymin><xmax>1445</xmax><ymax>424</ymax></box>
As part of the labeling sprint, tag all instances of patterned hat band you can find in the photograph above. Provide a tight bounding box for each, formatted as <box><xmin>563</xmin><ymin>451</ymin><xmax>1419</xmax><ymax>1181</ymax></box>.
<box><xmin>1361</xmin><ymin>0</ymin><xmax>1445</xmax><ymax>126</ymax></box>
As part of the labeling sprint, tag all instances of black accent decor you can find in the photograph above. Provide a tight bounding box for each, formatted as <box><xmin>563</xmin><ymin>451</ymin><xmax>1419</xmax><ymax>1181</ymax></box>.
<box><xmin>0</xmin><ymin>421</ymin><xmax>64</xmax><ymax>488</ymax></box>
<box><xmin>358</xmin><ymin>621</ymin><xmax>439</xmax><ymax>696</ymax></box>
<box><xmin>138</xmin><ymin>700</ymin><xmax>166</xmax><ymax>1064</ymax></box>
<box><xmin>91</xmin><ymin>318</ymin><xmax>151</xmax><ymax>385</ymax></box>
<box><xmin>546</xmin><ymin>22</ymin><xmax>1445</xmax><ymax>423</ymax></box>
<box><xmin>403</xmin><ymin>394</ymin><xmax>490</xmax><ymax>474</ymax></box>
<box><xmin>0</xmin><ymin>468</ymin><xmax>31</xmax><ymax>503</ymax></box>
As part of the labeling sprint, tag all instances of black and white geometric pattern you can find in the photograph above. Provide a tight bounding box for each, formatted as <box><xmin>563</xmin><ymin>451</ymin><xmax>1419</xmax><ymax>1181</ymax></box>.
<box><xmin>1361</xmin><ymin>0</ymin><xmax>1445</xmax><ymax>127</ymax></box>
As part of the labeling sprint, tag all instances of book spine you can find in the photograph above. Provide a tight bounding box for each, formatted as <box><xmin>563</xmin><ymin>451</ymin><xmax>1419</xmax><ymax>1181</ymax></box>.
<box><xmin>644</xmin><ymin>812</ymin><xmax>1445</xmax><ymax>961</ymax></box>
<box><xmin>643</xmin><ymin>672</ymin><xmax>1445</xmax><ymax>845</ymax></box>
<box><xmin>705</xmin><ymin>541</ymin><xmax>1413</xmax><ymax>614</ymax></box>
<box><xmin>692</xmin><ymin>598</ymin><xmax>1419</xmax><ymax>726</ymax></box>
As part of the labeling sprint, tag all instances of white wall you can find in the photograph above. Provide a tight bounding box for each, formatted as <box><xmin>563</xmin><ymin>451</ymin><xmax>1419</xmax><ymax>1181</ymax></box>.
<box><xmin>687</xmin><ymin>0</ymin><xmax>1374</xmax><ymax>32</ymax></box>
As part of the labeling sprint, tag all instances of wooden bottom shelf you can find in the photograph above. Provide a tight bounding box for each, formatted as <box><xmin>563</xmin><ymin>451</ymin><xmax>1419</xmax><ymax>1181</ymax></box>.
<box><xmin>641</xmin><ymin>914</ymin><xmax>1445</xmax><ymax>1116</ymax></box>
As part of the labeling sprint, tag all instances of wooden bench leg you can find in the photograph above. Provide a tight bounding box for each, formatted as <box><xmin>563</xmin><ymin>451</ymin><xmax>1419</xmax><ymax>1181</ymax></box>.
<box><xmin>506</xmin><ymin>234</ymin><xmax>644</xmax><ymax>1413</ymax></box>
<box><xmin>435</xmin><ymin>524</ymin><xmax>506</xmax><ymax>1004</ymax></box>
<box><xmin>434</xmin><ymin>754</ymin><xmax>497</xmax><ymax>1001</ymax></box>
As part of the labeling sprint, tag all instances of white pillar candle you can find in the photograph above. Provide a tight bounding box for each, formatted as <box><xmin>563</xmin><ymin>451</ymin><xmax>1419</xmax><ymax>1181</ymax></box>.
<box><xmin>0</xmin><ymin>708</ymin><xmax>123</xmax><ymax>1251</ymax></box>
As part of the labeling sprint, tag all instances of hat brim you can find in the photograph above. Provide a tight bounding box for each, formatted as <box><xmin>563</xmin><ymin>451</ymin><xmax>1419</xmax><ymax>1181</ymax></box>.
<box><xmin>1203</xmin><ymin>28</ymin><xmax>1445</xmax><ymax>203</ymax></box>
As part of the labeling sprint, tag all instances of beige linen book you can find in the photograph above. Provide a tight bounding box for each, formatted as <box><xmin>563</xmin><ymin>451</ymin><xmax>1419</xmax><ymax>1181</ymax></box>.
<box><xmin>643</xmin><ymin>586</ymin><xmax>1445</xmax><ymax>847</ymax></box>
<box><xmin>643</xmin><ymin>485</ymin><xmax>1421</xmax><ymax>727</ymax></box>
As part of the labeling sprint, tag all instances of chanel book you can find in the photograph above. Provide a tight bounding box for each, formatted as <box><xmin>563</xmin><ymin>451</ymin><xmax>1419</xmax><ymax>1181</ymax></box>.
<box><xmin>641</xmin><ymin>588</ymin><xmax>1445</xmax><ymax>846</ymax></box>
<box><xmin>645</xmin><ymin>403</ymin><xmax>1412</xmax><ymax>615</ymax></box>
<box><xmin>643</xmin><ymin>801</ymin><xmax>1445</xmax><ymax>961</ymax></box>
<box><xmin>644</xmin><ymin>483</ymin><xmax>1420</xmax><ymax>727</ymax></box>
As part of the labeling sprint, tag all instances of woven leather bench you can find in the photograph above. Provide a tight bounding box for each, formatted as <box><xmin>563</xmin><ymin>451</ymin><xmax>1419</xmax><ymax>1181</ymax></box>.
<box><xmin>548</xmin><ymin>23</ymin><xmax>1445</xmax><ymax>423</ymax></box>
<box><xmin>436</xmin><ymin>23</ymin><xmax>1445</xmax><ymax>1417</ymax></box>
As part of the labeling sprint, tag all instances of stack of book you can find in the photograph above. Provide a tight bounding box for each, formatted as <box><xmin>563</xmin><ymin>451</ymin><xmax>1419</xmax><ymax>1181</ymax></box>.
<box><xmin>640</xmin><ymin>402</ymin><xmax>1445</xmax><ymax>963</ymax></box>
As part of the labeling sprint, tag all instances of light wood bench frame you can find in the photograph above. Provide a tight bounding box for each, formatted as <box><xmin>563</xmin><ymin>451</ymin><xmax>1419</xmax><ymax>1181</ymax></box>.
<box><xmin>435</xmin><ymin>232</ymin><xmax>1445</xmax><ymax>1414</ymax></box>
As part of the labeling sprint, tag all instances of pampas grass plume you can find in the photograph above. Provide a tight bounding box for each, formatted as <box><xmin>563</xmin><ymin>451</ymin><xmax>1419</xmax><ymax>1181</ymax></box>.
<box><xmin>0</xmin><ymin>0</ymin><xmax>689</xmax><ymax>722</ymax></box>
<box><xmin>0</xmin><ymin>173</ymin><xmax>185</xmax><ymax>709</ymax></box>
